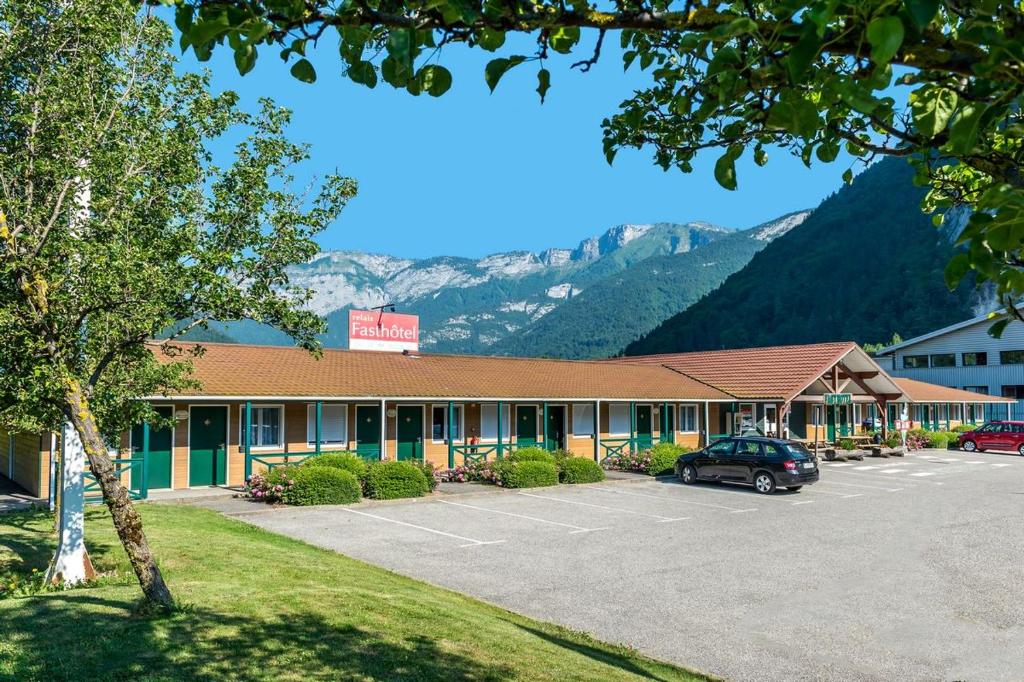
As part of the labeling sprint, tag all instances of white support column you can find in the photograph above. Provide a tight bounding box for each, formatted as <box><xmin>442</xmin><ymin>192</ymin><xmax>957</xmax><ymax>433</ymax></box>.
<box><xmin>1008</xmin><ymin>401</ymin><xmax>1013</xmax><ymax>420</ymax></box>
<box><xmin>380</xmin><ymin>399</ymin><xmax>387</xmax><ymax>460</ymax></box>
<box><xmin>594</xmin><ymin>399</ymin><xmax>601</xmax><ymax>462</ymax></box>
<box><xmin>703</xmin><ymin>401</ymin><xmax>710</xmax><ymax>448</ymax></box>
<box><xmin>46</xmin><ymin>423</ymin><xmax>94</xmax><ymax>586</ymax></box>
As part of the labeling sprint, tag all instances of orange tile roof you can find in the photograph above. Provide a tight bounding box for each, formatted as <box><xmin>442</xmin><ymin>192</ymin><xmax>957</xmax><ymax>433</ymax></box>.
<box><xmin>613</xmin><ymin>342</ymin><xmax>858</xmax><ymax>400</ymax></box>
<box><xmin>891</xmin><ymin>377</ymin><xmax>1014</xmax><ymax>404</ymax></box>
<box><xmin>148</xmin><ymin>342</ymin><xmax>733</xmax><ymax>401</ymax></box>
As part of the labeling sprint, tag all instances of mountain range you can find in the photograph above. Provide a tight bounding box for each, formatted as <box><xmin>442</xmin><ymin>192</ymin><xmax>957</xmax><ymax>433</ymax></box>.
<box><xmin>189</xmin><ymin>212</ymin><xmax>810</xmax><ymax>355</ymax></box>
<box><xmin>185</xmin><ymin>157</ymin><xmax>986</xmax><ymax>359</ymax></box>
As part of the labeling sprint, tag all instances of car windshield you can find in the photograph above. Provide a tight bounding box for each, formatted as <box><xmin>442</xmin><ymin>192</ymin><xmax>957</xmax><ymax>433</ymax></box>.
<box><xmin>783</xmin><ymin>443</ymin><xmax>812</xmax><ymax>459</ymax></box>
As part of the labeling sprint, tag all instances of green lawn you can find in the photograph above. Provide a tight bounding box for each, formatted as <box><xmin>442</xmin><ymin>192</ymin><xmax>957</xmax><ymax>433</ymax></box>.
<box><xmin>0</xmin><ymin>505</ymin><xmax>710</xmax><ymax>681</ymax></box>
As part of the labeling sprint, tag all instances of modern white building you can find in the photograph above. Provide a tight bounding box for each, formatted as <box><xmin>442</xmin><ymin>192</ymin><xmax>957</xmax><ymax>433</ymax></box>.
<box><xmin>875</xmin><ymin>311</ymin><xmax>1024</xmax><ymax>420</ymax></box>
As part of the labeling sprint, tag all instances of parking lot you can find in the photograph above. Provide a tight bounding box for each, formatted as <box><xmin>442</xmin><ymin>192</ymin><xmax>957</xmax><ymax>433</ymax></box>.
<box><xmin>221</xmin><ymin>450</ymin><xmax>1024</xmax><ymax>682</ymax></box>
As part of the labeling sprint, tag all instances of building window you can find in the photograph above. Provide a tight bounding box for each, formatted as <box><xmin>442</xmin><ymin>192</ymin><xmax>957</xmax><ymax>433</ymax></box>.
<box><xmin>572</xmin><ymin>404</ymin><xmax>595</xmax><ymax>437</ymax></box>
<box><xmin>930</xmin><ymin>353</ymin><xmax>955</xmax><ymax>367</ymax></box>
<box><xmin>679</xmin><ymin>405</ymin><xmax>698</xmax><ymax>433</ymax></box>
<box><xmin>1002</xmin><ymin>386</ymin><xmax>1024</xmax><ymax>399</ymax></box>
<box><xmin>608</xmin><ymin>404</ymin><xmax>630</xmax><ymax>436</ymax></box>
<box><xmin>962</xmin><ymin>352</ymin><xmax>987</xmax><ymax>366</ymax></box>
<box><xmin>431</xmin><ymin>405</ymin><xmax>463</xmax><ymax>443</ymax></box>
<box><xmin>479</xmin><ymin>404</ymin><xmax>512</xmax><ymax>441</ymax></box>
<box><xmin>243</xmin><ymin>406</ymin><xmax>282</xmax><ymax>449</ymax></box>
<box><xmin>903</xmin><ymin>355</ymin><xmax>928</xmax><ymax>369</ymax></box>
<box><xmin>1000</xmin><ymin>350</ymin><xmax>1024</xmax><ymax>365</ymax></box>
<box><xmin>306</xmin><ymin>404</ymin><xmax>347</xmax><ymax>447</ymax></box>
<box><xmin>963</xmin><ymin>386</ymin><xmax>989</xmax><ymax>395</ymax></box>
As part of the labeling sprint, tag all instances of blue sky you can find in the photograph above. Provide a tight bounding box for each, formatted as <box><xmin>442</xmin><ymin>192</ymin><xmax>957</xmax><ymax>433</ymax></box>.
<box><xmin>186</xmin><ymin>36</ymin><xmax>853</xmax><ymax>259</ymax></box>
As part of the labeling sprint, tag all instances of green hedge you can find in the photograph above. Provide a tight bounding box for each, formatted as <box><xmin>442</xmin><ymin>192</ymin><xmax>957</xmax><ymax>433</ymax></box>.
<box><xmin>495</xmin><ymin>460</ymin><xmax>558</xmax><ymax>488</ymax></box>
<box><xmin>558</xmin><ymin>457</ymin><xmax>605</xmax><ymax>484</ymax></box>
<box><xmin>365</xmin><ymin>461</ymin><xmax>430</xmax><ymax>500</ymax></box>
<box><xmin>646</xmin><ymin>443</ymin><xmax>688</xmax><ymax>476</ymax></box>
<box><xmin>509</xmin><ymin>447</ymin><xmax>556</xmax><ymax>464</ymax></box>
<box><xmin>925</xmin><ymin>431</ymin><xmax>952</xmax><ymax>449</ymax></box>
<box><xmin>417</xmin><ymin>461</ymin><xmax>439</xmax><ymax>492</ymax></box>
<box><xmin>302</xmin><ymin>452</ymin><xmax>368</xmax><ymax>479</ymax></box>
<box><xmin>283</xmin><ymin>467</ymin><xmax>362</xmax><ymax>506</ymax></box>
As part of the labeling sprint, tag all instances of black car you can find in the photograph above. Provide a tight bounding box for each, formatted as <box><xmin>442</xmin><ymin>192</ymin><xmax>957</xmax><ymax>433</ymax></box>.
<box><xmin>674</xmin><ymin>436</ymin><xmax>819</xmax><ymax>494</ymax></box>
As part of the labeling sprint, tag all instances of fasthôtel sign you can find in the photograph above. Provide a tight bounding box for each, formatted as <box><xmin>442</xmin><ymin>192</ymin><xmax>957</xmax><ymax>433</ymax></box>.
<box><xmin>823</xmin><ymin>393</ymin><xmax>853</xmax><ymax>406</ymax></box>
<box><xmin>349</xmin><ymin>310</ymin><xmax>419</xmax><ymax>352</ymax></box>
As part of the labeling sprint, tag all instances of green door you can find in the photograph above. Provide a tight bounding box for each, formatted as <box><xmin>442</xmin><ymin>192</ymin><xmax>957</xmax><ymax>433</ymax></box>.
<box><xmin>131</xmin><ymin>406</ymin><xmax>173</xmax><ymax>490</ymax></box>
<box><xmin>662</xmin><ymin>404</ymin><xmax>675</xmax><ymax>443</ymax></box>
<box><xmin>396</xmin><ymin>406</ymin><xmax>423</xmax><ymax>461</ymax></box>
<box><xmin>546</xmin><ymin>406</ymin><xmax>565</xmax><ymax>450</ymax></box>
<box><xmin>826</xmin><ymin>405</ymin><xmax>836</xmax><ymax>442</ymax></box>
<box><xmin>355</xmin><ymin>405</ymin><xmax>381</xmax><ymax>459</ymax></box>
<box><xmin>516</xmin><ymin>406</ymin><xmax>538</xmax><ymax>447</ymax></box>
<box><xmin>189</xmin><ymin>406</ymin><xmax>227</xmax><ymax>487</ymax></box>
<box><xmin>635</xmin><ymin>405</ymin><xmax>653</xmax><ymax>449</ymax></box>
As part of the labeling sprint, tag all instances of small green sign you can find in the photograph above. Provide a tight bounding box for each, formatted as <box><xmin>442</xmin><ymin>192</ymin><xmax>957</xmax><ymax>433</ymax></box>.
<box><xmin>824</xmin><ymin>393</ymin><xmax>852</xmax><ymax>405</ymax></box>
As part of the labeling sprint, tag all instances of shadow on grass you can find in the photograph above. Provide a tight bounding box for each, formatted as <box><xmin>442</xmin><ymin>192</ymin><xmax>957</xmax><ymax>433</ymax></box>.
<box><xmin>0</xmin><ymin>511</ymin><xmax>120</xmax><ymax>575</ymax></box>
<box><xmin>2</xmin><ymin>592</ymin><xmax>514</xmax><ymax>681</ymax></box>
<box><xmin>509</xmin><ymin>622</ymin><xmax>694</xmax><ymax>682</ymax></box>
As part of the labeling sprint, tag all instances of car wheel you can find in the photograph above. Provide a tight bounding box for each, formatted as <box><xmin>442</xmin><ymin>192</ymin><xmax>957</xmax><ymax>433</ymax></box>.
<box><xmin>754</xmin><ymin>472</ymin><xmax>776</xmax><ymax>495</ymax></box>
<box><xmin>1018</xmin><ymin>444</ymin><xmax>1024</xmax><ymax>456</ymax></box>
<box><xmin>962</xmin><ymin>440</ymin><xmax>977</xmax><ymax>452</ymax></box>
<box><xmin>679</xmin><ymin>464</ymin><xmax>697</xmax><ymax>485</ymax></box>
<box><xmin>786</xmin><ymin>486</ymin><xmax>803</xmax><ymax>492</ymax></box>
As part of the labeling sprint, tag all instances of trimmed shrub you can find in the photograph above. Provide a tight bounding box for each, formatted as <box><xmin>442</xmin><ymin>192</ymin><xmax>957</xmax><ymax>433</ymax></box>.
<box><xmin>509</xmin><ymin>447</ymin><xmax>556</xmax><ymax>464</ymax></box>
<box><xmin>925</xmin><ymin>431</ymin><xmax>950</xmax><ymax>449</ymax></box>
<box><xmin>953</xmin><ymin>423</ymin><xmax>978</xmax><ymax>433</ymax></box>
<box><xmin>365</xmin><ymin>461</ymin><xmax>430</xmax><ymax>500</ymax></box>
<box><xmin>302</xmin><ymin>452</ymin><xmax>368</xmax><ymax>479</ymax></box>
<box><xmin>282</xmin><ymin>466</ymin><xmax>361</xmax><ymax>506</ymax></box>
<box><xmin>417</xmin><ymin>460</ymin><xmax>439</xmax><ymax>492</ymax></box>
<box><xmin>838</xmin><ymin>438</ymin><xmax>858</xmax><ymax>451</ymax></box>
<box><xmin>496</xmin><ymin>460</ymin><xmax>558</xmax><ymax>488</ymax></box>
<box><xmin>558</xmin><ymin>457</ymin><xmax>605</xmax><ymax>484</ymax></box>
<box><xmin>884</xmin><ymin>433</ymin><xmax>903</xmax><ymax>448</ymax></box>
<box><xmin>647</xmin><ymin>443</ymin><xmax>688</xmax><ymax>476</ymax></box>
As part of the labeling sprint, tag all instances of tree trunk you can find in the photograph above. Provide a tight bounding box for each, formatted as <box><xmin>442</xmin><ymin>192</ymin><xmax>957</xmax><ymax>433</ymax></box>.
<box><xmin>63</xmin><ymin>379</ymin><xmax>174</xmax><ymax>609</ymax></box>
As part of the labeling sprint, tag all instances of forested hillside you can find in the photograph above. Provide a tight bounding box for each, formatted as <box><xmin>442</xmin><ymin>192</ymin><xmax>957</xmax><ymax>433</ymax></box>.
<box><xmin>492</xmin><ymin>212</ymin><xmax>808</xmax><ymax>358</ymax></box>
<box><xmin>625</xmin><ymin>158</ymin><xmax>978</xmax><ymax>355</ymax></box>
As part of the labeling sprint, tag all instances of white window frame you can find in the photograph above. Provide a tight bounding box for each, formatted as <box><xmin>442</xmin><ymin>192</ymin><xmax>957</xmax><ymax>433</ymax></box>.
<box><xmin>572</xmin><ymin>403</ymin><xmax>595</xmax><ymax>437</ymax></box>
<box><xmin>608</xmin><ymin>403</ymin><xmax>630</xmax><ymax>436</ymax></box>
<box><xmin>239</xmin><ymin>404</ymin><xmax>284</xmax><ymax>450</ymax></box>
<box><xmin>431</xmin><ymin>404</ymin><xmax>464</xmax><ymax>444</ymax></box>
<box><xmin>679</xmin><ymin>404</ymin><xmax>699</xmax><ymax>433</ymax></box>
<box><xmin>480</xmin><ymin>403</ymin><xmax>512</xmax><ymax>442</ymax></box>
<box><xmin>306</xmin><ymin>403</ymin><xmax>348</xmax><ymax>448</ymax></box>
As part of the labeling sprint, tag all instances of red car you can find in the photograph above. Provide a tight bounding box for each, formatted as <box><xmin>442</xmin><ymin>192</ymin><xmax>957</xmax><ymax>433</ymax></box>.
<box><xmin>958</xmin><ymin>421</ymin><xmax>1024</xmax><ymax>455</ymax></box>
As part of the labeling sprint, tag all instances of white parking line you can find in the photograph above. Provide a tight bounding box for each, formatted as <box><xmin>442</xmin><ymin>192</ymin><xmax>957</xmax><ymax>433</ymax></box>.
<box><xmin>438</xmin><ymin>499</ymin><xmax>606</xmax><ymax>534</ymax></box>
<box><xmin>854</xmin><ymin>466</ymin><xmax>879</xmax><ymax>471</ymax></box>
<box><xmin>595</xmin><ymin>486</ymin><xmax>757</xmax><ymax>513</ymax></box>
<box><xmin>879</xmin><ymin>468</ymin><xmax>906</xmax><ymax>474</ymax></box>
<box><xmin>801</xmin><ymin>488</ymin><xmax>861</xmax><ymax>498</ymax></box>
<box><xmin>338</xmin><ymin>507</ymin><xmax>506</xmax><ymax>548</ymax></box>
<box><xmin>964</xmin><ymin>461</ymin><xmax>985</xmax><ymax>465</ymax></box>
<box><xmin>517</xmin><ymin>492</ymin><xmax>689</xmax><ymax>523</ymax></box>
<box><xmin>791</xmin><ymin>500</ymin><xmax>814</xmax><ymax>506</ymax></box>
<box><xmin>992</xmin><ymin>463</ymin><xmax>1013</xmax><ymax>468</ymax></box>
<box><xmin>817</xmin><ymin>479</ymin><xmax>904</xmax><ymax>492</ymax></box>
<box><xmin>827</xmin><ymin>462</ymin><xmax>856</xmax><ymax>468</ymax></box>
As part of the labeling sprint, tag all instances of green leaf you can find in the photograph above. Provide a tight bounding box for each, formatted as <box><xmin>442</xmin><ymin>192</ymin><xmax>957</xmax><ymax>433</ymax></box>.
<box><xmin>948</xmin><ymin>104</ymin><xmax>987</xmax><ymax>154</ymax></box>
<box><xmin>754</xmin><ymin>146</ymin><xmax>768</xmax><ymax>166</ymax></box>
<box><xmin>381</xmin><ymin>56</ymin><xmax>413</xmax><ymax>87</ymax></box>
<box><xmin>418</xmin><ymin>65</ymin><xmax>452</xmax><ymax>97</ymax></box>
<box><xmin>347</xmin><ymin>60</ymin><xmax>377</xmax><ymax>88</ymax></box>
<box><xmin>289</xmin><ymin>58</ymin><xmax>316</xmax><ymax>83</ymax></box>
<box><xmin>910</xmin><ymin>86</ymin><xmax>958</xmax><ymax>138</ymax></box>
<box><xmin>714</xmin><ymin>145</ymin><xmax>743</xmax><ymax>191</ymax></box>
<box><xmin>766</xmin><ymin>93</ymin><xmax>820</xmax><ymax>139</ymax></box>
<box><xmin>387</xmin><ymin>29</ymin><xmax>414</xmax><ymax>68</ymax></box>
<box><xmin>988</xmin><ymin>318</ymin><xmax>1010</xmax><ymax>339</ymax></box>
<box><xmin>944</xmin><ymin>252</ymin><xmax>972</xmax><ymax>289</ymax></box>
<box><xmin>536</xmin><ymin>68</ymin><xmax>550</xmax><ymax>103</ymax></box>
<box><xmin>707</xmin><ymin>46</ymin><xmax>741</xmax><ymax>77</ymax></box>
<box><xmin>787</xmin><ymin>23</ymin><xmax>821</xmax><ymax>83</ymax></box>
<box><xmin>904</xmin><ymin>0</ymin><xmax>940</xmax><ymax>28</ymax></box>
<box><xmin>484</xmin><ymin>56</ymin><xmax>525</xmax><ymax>93</ymax></box>
<box><xmin>478</xmin><ymin>29</ymin><xmax>505</xmax><ymax>52</ymax></box>
<box><xmin>866</xmin><ymin>16</ymin><xmax>904</xmax><ymax>64</ymax></box>
<box><xmin>233</xmin><ymin>45</ymin><xmax>256</xmax><ymax>76</ymax></box>
<box><xmin>549</xmin><ymin>27</ymin><xmax>580</xmax><ymax>54</ymax></box>
<box><xmin>842</xmin><ymin>168</ymin><xmax>854</xmax><ymax>184</ymax></box>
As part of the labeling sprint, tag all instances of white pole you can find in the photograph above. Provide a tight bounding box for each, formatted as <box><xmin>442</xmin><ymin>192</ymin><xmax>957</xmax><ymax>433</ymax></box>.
<box><xmin>703</xmin><ymin>401</ymin><xmax>710</xmax><ymax>447</ymax></box>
